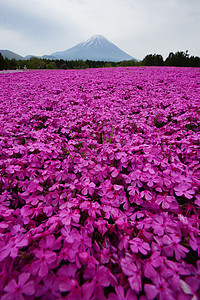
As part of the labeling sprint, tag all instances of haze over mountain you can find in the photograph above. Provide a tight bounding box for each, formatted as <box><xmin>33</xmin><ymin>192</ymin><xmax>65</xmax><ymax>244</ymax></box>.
<box><xmin>25</xmin><ymin>54</ymin><xmax>57</xmax><ymax>60</ymax></box>
<box><xmin>1</xmin><ymin>35</ymin><xmax>137</xmax><ymax>62</ymax></box>
<box><xmin>51</xmin><ymin>35</ymin><xmax>135</xmax><ymax>62</ymax></box>
<box><xmin>0</xmin><ymin>50</ymin><xmax>25</xmax><ymax>60</ymax></box>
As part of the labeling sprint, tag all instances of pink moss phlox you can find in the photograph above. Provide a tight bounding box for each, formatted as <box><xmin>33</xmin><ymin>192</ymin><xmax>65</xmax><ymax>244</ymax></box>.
<box><xmin>0</xmin><ymin>67</ymin><xmax>199</xmax><ymax>299</ymax></box>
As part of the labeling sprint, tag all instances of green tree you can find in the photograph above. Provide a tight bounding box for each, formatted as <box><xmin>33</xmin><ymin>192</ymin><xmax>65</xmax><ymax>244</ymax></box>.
<box><xmin>10</xmin><ymin>58</ymin><xmax>17</xmax><ymax>69</ymax></box>
<box><xmin>4</xmin><ymin>57</ymin><xmax>10</xmax><ymax>70</ymax></box>
<box><xmin>0</xmin><ymin>53</ymin><xmax>5</xmax><ymax>70</ymax></box>
<box><xmin>165</xmin><ymin>51</ymin><xmax>190</xmax><ymax>67</ymax></box>
<box><xmin>46</xmin><ymin>61</ymin><xmax>57</xmax><ymax>69</ymax></box>
<box><xmin>118</xmin><ymin>59</ymin><xmax>137</xmax><ymax>67</ymax></box>
<box><xmin>141</xmin><ymin>54</ymin><xmax>163</xmax><ymax>66</ymax></box>
<box><xmin>189</xmin><ymin>56</ymin><xmax>200</xmax><ymax>67</ymax></box>
<box><xmin>28</xmin><ymin>57</ymin><xmax>46</xmax><ymax>69</ymax></box>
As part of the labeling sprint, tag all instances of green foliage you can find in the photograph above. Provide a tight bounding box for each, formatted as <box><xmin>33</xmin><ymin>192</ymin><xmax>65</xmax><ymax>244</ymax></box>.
<box><xmin>141</xmin><ymin>54</ymin><xmax>164</xmax><ymax>66</ymax></box>
<box><xmin>0</xmin><ymin>53</ymin><xmax>5</xmax><ymax>70</ymax></box>
<box><xmin>118</xmin><ymin>59</ymin><xmax>138</xmax><ymax>67</ymax></box>
<box><xmin>107</xmin><ymin>126</ymin><xmax>115</xmax><ymax>143</ymax></box>
<box><xmin>46</xmin><ymin>61</ymin><xmax>57</xmax><ymax>69</ymax></box>
<box><xmin>165</xmin><ymin>51</ymin><xmax>200</xmax><ymax>67</ymax></box>
<box><xmin>28</xmin><ymin>57</ymin><xmax>46</xmax><ymax>69</ymax></box>
<box><xmin>9</xmin><ymin>58</ymin><xmax>17</xmax><ymax>69</ymax></box>
<box><xmin>0</xmin><ymin>50</ymin><xmax>199</xmax><ymax>70</ymax></box>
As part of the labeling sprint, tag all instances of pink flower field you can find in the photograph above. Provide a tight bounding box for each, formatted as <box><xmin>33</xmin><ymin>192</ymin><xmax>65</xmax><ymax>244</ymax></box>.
<box><xmin>0</xmin><ymin>67</ymin><xmax>200</xmax><ymax>299</ymax></box>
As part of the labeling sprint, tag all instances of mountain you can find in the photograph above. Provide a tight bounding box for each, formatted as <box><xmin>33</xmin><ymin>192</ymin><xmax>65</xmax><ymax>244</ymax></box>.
<box><xmin>51</xmin><ymin>35</ymin><xmax>135</xmax><ymax>62</ymax></box>
<box><xmin>25</xmin><ymin>54</ymin><xmax>57</xmax><ymax>60</ymax></box>
<box><xmin>25</xmin><ymin>55</ymin><xmax>36</xmax><ymax>59</ymax></box>
<box><xmin>0</xmin><ymin>50</ymin><xmax>25</xmax><ymax>60</ymax></box>
<box><xmin>41</xmin><ymin>55</ymin><xmax>57</xmax><ymax>60</ymax></box>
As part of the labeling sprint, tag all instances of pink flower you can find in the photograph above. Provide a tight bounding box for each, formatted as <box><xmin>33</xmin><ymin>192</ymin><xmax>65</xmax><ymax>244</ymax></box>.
<box><xmin>125</xmin><ymin>169</ymin><xmax>142</xmax><ymax>185</ymax></box>
<box><xmin>39</xmin><ymin>235</ymin><xmax>61</xmax><ymax>251</ymax></box>
<box><xmin>108</xmin><ymin>286</ymin><xmax>137</xmax><ymax>300</ymax></box>
<box><xmin>155</xmin><ymin>194</ymin><xmax>178</xmax><ymax>209</ymax></box>
<box><xmin>143</xmin><ymin>163</ymin><xmax>155</xmax><ymax>175</ymax></box>
<box><xmin>115</xmin><ymin>151</ymin><xmax>128</xmax><ymax>165</ymax></box>
<box><xmin>31</xmin><ymin>249</ymin><xmax>57</xmax><ymax>277</ymax></box>
<box><xmin>129</xmin><ymin>194</ymin><xmax>143</xmax><ymax>205</ymax></box>
<box><xmin>0</xmin><ymin>234</ymin><xmax>29</xmax><ymax>261</ymax></box>
<box><xmin>194</xmin><ymin>194</ymin><xmax>200</xmax><ymax>207</ymax></box>
<box><xmin>164</xmin><ymin>259</ymin><xmax>190</xmax><ymax>291</ymax></box>
<box><xmin>82</xmin><ymin>266</ymin><xmax>116</xmax><ymax>299</ymax></box>
<box><xmin>95</xmin><ymin>219</ymin><xmax>108</xmax><ymax>235</ymax></box>
<box><xmin>94</xmin><ymin>164</ymin><xmax>108</xmax><ymax>181</ymax></box>
<box><xmin>59</xmin><ymin>277</ymin><xmax>82</xmax><ymax>299</ymax></box>
<box><xmin>5</xmin><ymin>164</ymin><xmax>21</xmax><ymax>174</ymax></box>
<box><xmin>61</xmin><ymin>227</ymin><xmax>92</xmax><ymax>254</ymax></box>
<box><xmin>143</xmin><ymin>252</ymin><xmax>163</xmax><ymax>279</ymax></box>
<box><xmin>129</xmin><ymin>237</ymin><xmax>151</xmax><ymax>255</ymax></box>
<box><xmin>80</xmin><ymin>200</ymin><xmax>101</xmax><ymax>218</ymax></box>
<box><xmin>121</xmin><ymin>258</ymin><xmax>142</xmax><ymax>293</ymax></box>
<box><xmin>114</xmin><ymin>184</ymin><xmax>124</xmax><ymax>192</ymax></box>
<box><xmin>174</xmin><ymin>183</ymin><xmax>195</xmax><ymax>199</ymax></box>
<box><xmin>81</xmin><ymin>177</ymin><xmax>96</xmax><ymax>196</ymax></box>
<box><xmin>110</xmin><ymin>166</ymin><xmax>119</xmax><ymax>178</ymax></box>
<box><xmin>141</xmin><ymin>190</ymin><xmax>153</xmax><ymax>201</ymax></box>
<box><xmin>59</xmin><ymin>207</ymin><xmax>80</xmax><ymax>225</ymax></box>
<box><xmin>78</xmin><ymin>251</ymin><xmax>99</xmax><ymax>267</ymax></box>
<box><xmin>118</xmin><ymin>234</ymin><xmax>130</xmax><ymax>250</ymax></box>
<box><xmin>98</xmin><ymin>179</ymin><xmax>114</xmax><ymax>202</ymax></box>
<box><xmin>102</xmin><ymin>205</ymin><xmax>119</xmax><ymax>220</ymax></box>
<box><xmin>152</xmin><ymin>214</ymin><xmax>174</xmax><ymax>236</ymax></box>
<box><xmin>25</xmin><ymin>179</ymin><xmax>43</xmax><ymax>194</ymax></box>
<box><xmin>35</xmin><ymin>273</ymin><xmax>60</xmax><ymax>299</ymax></box>
<box><xmin>115</xmin><ymin>216</ymin><xmax>128</xmax><ymax>230</ymax></box>
<box><xmin>163</xmin><ymin>234</ymin><xmax>189</xmax><ymax>261</ymax></box>
<box><xmin>144</xmin><ymin>275</ymin><xmax>174</xmax><ymax>300</ymax></box>
<box><xmin>20</xmin><ymin>204</ymin><xmax>43</xmax><ymax>224</ymax></box>
<box><xmin>127</xmin><ymin>185</ymin><xmax>139</xmax><ymax>196</ymax></box>
<box><xmin>2</xmin><ymin>273</ymin><xmax>35</xmax><ymax>300</ymax></box>
<box><xmin>185</xmin><ymin>260</ymin><xmax>200</xmax><ymax>292</ymax></box>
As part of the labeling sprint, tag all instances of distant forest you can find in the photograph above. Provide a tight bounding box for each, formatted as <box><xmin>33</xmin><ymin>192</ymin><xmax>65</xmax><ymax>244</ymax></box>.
<box><xmin>0</xmin><ymin>51</ymin><xmax>200</xmax><ymax>70</ymax></box>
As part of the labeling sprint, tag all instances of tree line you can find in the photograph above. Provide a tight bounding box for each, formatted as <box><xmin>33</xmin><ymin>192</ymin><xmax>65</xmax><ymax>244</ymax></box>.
<box><xmin>0</xmin><ymin>51</ymin><xmax>200</xmax><ymax>70</ymax></box>
<box><xmin>141</xmin><ymin>51</ymin><xmax>200</xmax><ymax>67</ymax></box>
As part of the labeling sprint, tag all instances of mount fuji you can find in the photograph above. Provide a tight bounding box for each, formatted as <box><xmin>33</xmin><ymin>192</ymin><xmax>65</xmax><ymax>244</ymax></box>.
<box><xmin>51</xmin><ymin>35</ymin><xmax>135</xmax><ymax>62</ymax></box>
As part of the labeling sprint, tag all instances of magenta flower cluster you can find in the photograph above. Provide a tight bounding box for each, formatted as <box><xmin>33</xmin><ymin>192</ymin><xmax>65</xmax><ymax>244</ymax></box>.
<box><xmin>0</xmin><ymin>67</ymin><xmax>199</xmax><ymax>299</ymax></box>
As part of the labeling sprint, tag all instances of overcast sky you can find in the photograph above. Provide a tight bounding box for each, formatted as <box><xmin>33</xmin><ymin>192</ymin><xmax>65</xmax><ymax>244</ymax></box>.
<box><xmin>0</xmin><ymin>0</ymin><xmax>199</xmax><ymax>60</ymax></box>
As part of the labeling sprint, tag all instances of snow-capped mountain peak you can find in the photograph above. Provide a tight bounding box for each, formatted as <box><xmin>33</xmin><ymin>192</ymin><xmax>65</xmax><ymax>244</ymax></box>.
<box><xmin>81</xmin><ymin>35</ymin><xmax>106</xmax><ymax>48</ymax></box>
<box><xmin>51</xmin><ymin>35</ymin><xmax>136</xmax><ymax>62</ymax></box>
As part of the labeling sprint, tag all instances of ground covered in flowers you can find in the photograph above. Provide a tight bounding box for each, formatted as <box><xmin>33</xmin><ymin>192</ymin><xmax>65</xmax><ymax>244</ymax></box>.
<box><xmin>0</xmin><ymin>67</ymin><xmax>200</xmax><ymax>299</ymax></box>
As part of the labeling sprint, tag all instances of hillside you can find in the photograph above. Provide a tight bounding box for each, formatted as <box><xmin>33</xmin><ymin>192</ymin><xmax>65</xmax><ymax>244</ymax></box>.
<box><xmin>0</xmin><ymin>50</ymin><xmax>25</xmax><ymax>60</ymax></box>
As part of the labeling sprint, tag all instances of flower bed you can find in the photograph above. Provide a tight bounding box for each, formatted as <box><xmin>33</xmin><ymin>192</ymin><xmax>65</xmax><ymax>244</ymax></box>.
<box><xmin>0</xmin><ymin>67</ymin><xmax>200</xmax><ymax>299</ymax></box>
